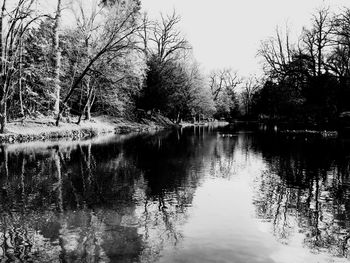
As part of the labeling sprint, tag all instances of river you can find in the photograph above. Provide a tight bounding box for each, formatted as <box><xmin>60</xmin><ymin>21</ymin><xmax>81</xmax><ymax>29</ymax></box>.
<box><xmin>0</xmin><ymin>124</ymin><xmax>349</xmax><ymax>263</ymax></box>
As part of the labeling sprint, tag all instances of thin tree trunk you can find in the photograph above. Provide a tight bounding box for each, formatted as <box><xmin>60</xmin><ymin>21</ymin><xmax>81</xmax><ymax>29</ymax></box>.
<box><xmin>56</xmin><ymin>52</ymin><xmax>101</xmax><ymax>126</ymax></box>
<box><xmin>77</xmin><ymin>84</ymin><xmax>93</xmax><ymax>125</ymax></box>
<box><xmin>19</xmin><ymin>27</ymin><xmax>24</xmax><ymax>116</ymax></box>
<box><xmin>53</xmin><ymin>0</ymin><xmax>62</xmax><ymax>116</ymax></box>
<box><xmin>0</xmin><ymin>0</ymin><xmax>5</xmax><ymax>73</ymax></box>
<box><xmin>2</xmin><ymin>146</ymin><xmax>8</xmax><ymax>179</ymax></box>
<box><xmin>0</xmin><ymin>1</ymin><xmax>6</xmax><ymax>133</ymax></box>
<box><xmin>85</xmin><ymin>96</ymin><xmax>91</xmax><ymax>120</ymax></box>
<box><xmin>318</xmin><ymin>45</ymin><xmax>321</xmax><ymax>76</ymax></box>
<box><xmin>77</xmin><ymin>109</ymin><xmax>83</xmax><ymax>125</ymax></box>
<box><xmin>0</xmin><ymin>94</ymin><xmax>7</xmax><ymax>133</ymax></box>
<box><xmin>84</xmin><ymin>40</ymin><xmax>92</xmax><ymax>121</ymax></box>
<box><xmin>83</xmin><ymin>76</ymin><xmax>92</xmax><ymax>121</ymax></box>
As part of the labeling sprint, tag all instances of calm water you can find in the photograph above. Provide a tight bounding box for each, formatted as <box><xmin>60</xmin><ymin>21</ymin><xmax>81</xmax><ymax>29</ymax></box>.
<box><xmin>0</xmin><ymin>125</ymin><xmax>350</xmax><ymax>263</ymax></box>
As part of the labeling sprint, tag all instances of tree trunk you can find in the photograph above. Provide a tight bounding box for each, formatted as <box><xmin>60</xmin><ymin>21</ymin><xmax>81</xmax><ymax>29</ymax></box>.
<box><xmin>53</xmin><ymin>0</ymin><xmax>62</xmax><ymax>117</ymax></box>
<box><xmin>2</xmin><ymin>146</ymin><xmax>8</xmax><ymax>179</ymax></box>
<box><xmin>84</xmin><ymin>39</ymin><xmax>92</xmax><ymax>121</ymax></box>
<box><xmin>0</xmin><ymin>0</ymin><xmax>5</xmax><ymax>74</ymax></box>
<box><xmin>0</xmin><ymin>1</ymin><xmax>6</xmax><ymax>133</ymax></box>
<box><xmin>176</xmin><ymin>112</ymin><xmax>180</xmax><ymax>124</ymax></box>
<box><xmin>77</xmin><ymin>84</ymin><xmax>93</xmax><ymax>125</ymax></box>
<box><xmin>85</xmin><ymin>99</ymin><xmax>91</xmax><ymax>120</ymax></box>
<box><xmin>0</xmin><ymin>95</ymin><xmax>7</xmax><ymax>133</ymax></box>
<box><xmin>77</xmin><ymin>111</ymin><xmax>83</xmax><ymax>125</ymax></box>
<box><xmin>19</xmin><ymin>28</ymin><xmax>24</xmax><ymax>116</ymax></box>
<box><xmin>84</xmin><ymin>78</ymin><xmax>92</xmax><ymax>121</ymax></box>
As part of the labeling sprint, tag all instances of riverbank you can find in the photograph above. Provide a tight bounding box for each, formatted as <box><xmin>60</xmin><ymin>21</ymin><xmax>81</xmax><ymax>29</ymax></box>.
<box><xmin>179</xmin><ymin>121</ymin><xmax>229</xmax><ymax>127</ymax></box>
<box><xmin>0</xmin><ymin>114</ymin><xmax>176</xmax><ymax>144</ymax></box>
<box><xmin>280</xmin><ymin>129</ymin><xmax>339</xmax><ymax>138</ymax></box>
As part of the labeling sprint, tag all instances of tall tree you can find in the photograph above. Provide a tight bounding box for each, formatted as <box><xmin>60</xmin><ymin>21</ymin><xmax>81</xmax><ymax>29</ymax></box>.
<box><xmin>209</xmin><ymin>68</ymin><xmax>241</xmax><ymax>119</ymax></box>
<box><xmin>330</xmin><ymin>8</ymin><xmax>350</xmax><ymax>111</ymax></box>
<box><xmin>149</xmin><ymin>11</ymin><xmax>191</xmax><ymax>63</ymax></box>
<box><xmin>209</xmin><ymin>69</ymin><xmax>240</xmax><ymax>101</ymax></box>
<box><xmin>301</xmin><ymin>7</ymin><xmax>333</xmax><ymax>77</ymax></box>
<box><xmin>0</xmin><ymin>0</ymin><xmax>42</xmax><ymax>133</ymax></box>
<box><xmin>240</xmin><ymin>76</ymin><xmax>260</xmax><ymax>116</ymax></box>
<box><xmin>137</xmin><ymin>11</ymin><xmax>193</xmax><ymax>120</ymax></box>
<box><xmin>56</xmin><ymin>0</ymin><xmax>143</xmax><ymax>125</ymax></box>
<box><xmin>330</xmin><ymin>8</ymin><xmax>350</xmax><ymax>77</ymax></box>
<box><xmin>53</xmin><ymin>0</ymin><xmax>62</xmax><ymax>116</ymax></box>
<box><xmin>258</xmin><ymin>26</ymin><xmax>294</xmax><ymax>80</ymax></box>
<box><xmin>70</xmin><ymin>0</ymin><xmax>101</xmax><ymax>122</ymax></box>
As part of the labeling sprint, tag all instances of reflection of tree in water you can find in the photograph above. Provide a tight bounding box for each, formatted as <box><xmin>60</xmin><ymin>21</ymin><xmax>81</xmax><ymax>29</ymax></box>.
<box><xmin>0</xmin><ymin>127</ymin><xmax>232</xmax><ymax>262</ymax></box>
<box><xmin>0</xmin><ymin>136</ymin><xmax>155</xmax><ymax>262</ymax></box>
<box><xmin>248</xmin><ymin>133</ymin><xmax>350</xmax><ymax>258</ymax></box>
<box><xmin>209</xmin><ymin>135</ymin><xmax>238</xmax><ymax>179</ymax></box>
<box><xmin>0</xmin><ymin>142</ymin><xmax>145</xmax><ymax>262</ymax></box>
<box><xmin>123</xmin><ymin>126</ymin><xmax>236</xmax><ymax>261</ymax></box>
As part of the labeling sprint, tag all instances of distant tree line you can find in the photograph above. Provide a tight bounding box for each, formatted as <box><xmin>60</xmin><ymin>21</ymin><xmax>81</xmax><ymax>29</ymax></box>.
<box><xmin>249</xmin><ymin>7</ymin><xmax>350</xmax><ymax>126</ymax></box>
<box><xmin>208</xmin><ymin>68</ymin><xmax>241</xmax><ymax>120</ymax></box>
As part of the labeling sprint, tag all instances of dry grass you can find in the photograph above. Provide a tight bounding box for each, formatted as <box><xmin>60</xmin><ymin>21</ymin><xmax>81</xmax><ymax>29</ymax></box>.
<box><xmin>0</xmin><ymin>114</ymin><xmax>175</xmax><ymax>144</ymax></box>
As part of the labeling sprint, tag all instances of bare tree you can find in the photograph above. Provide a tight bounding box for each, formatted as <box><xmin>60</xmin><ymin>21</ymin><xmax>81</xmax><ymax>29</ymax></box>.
<box><xmin>301</xmin><ymin>7</ymin><xmax>334</xmax><ymax>76</ymax></box>
<box><xmin>53</xmin><ymin>0</ymin><xmax>62</xmax><ymax>117</ymax></box>
<box><xmin>209</xmin><ymin>68</ymin><xmax>241</xmax><ymax>101</ymax></box>
<box><xmin>241</xmin><ymin>76</ymin><xmax>260</xmax><ymax>116</ymax></box>
<box><xmin>137</xmin><ymin>12</ymin><xmax>150</xmax><ymax>57</ymax></box>
<box><xmin>70</xmin><ymin>0</ymin><xmax>101</xmax><ymax>123</ymax></box>
<box><xmin>19</xmin><ymin>24</ymin><xmax>24</xmax><ymax>116</ymax></box>
<box><xmin>149</xmin><ymin>11</ymin><xmax>191</xmax><ymax>63</ymax></box>
<box><xmin>328</xmin><ymin>7</ymin><xmax>350</xmax><ymax>78</ymax></box>
<box><xmin>56</xmin><ymin>0</ymin><xmax>143</xmax><ymax>125</ymax></box>
<box><xmin>0</xmin><ymin>0</ymin><xmax>42</xmax><ymax>133</ymax></box>
<box><xmin>187</xmin><ymin>62</ymin><xmax>215</xmax><ymax>120</ymax></box>
<box><xmin>258</xmin><ymin>26</ymin><xmax>294</xmax><ymax>80</ymax></box>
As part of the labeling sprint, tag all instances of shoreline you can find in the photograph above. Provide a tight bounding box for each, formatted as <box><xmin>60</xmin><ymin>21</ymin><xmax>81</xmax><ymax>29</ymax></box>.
<box><xmin>179</xmin><ymin>121</ymin><xmax>229</xmax><ymax>127</ymax></box>
<box><xmin>0</xmin><ymin>114</ymin><xmax>177</xmax><ymax>144</ymax></box>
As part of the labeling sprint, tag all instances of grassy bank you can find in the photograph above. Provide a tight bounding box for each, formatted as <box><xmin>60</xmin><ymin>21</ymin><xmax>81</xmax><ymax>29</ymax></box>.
<box><xmin>0</xmin><ymin>114</ymin><xmax>176</xmax><ymax>144</ymax></box>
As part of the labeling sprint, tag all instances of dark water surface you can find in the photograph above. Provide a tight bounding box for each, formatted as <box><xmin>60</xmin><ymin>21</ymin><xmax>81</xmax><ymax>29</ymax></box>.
<box><xmin>0</xmin><ymin>125</ymin><xmax>350</xmax><ymax>263</ymax></box>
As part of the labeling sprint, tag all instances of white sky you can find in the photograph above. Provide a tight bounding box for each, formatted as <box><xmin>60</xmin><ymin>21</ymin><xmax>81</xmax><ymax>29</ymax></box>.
<box><xmin>141</xmin><ymin>0</ymin><xmax>350</xmax><ymax>76</ymax></box>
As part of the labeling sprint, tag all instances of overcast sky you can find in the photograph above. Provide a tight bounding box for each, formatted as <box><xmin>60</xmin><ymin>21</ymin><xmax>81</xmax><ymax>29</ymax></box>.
<box><xmin>141</xmin><ymin>0</ymin><xmax>350</xmax><ymax>76</ymax></box>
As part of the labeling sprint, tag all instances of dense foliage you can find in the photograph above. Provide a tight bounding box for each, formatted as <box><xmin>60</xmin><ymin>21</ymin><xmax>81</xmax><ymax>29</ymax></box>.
<box><xmin>0</xmin><ymin>0</ymin><xmax>221</xmax><ymax>133</ymax></box>
<box><xmin>2</xmin><ymin>1</ymin><xmax>345</xmax><ymax>133</ymax></box>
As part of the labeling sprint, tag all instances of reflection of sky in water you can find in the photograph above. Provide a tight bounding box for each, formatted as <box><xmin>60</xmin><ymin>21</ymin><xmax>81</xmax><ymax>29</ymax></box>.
<box><xmin>0</xmin><ymin>126</ymin><xmax>350</xmax><ymax>262</ymax></box>
<box><xmin>154</xmin><ymin>134</ymin><xmax>349</xmax><ymax>263</ymax></box>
